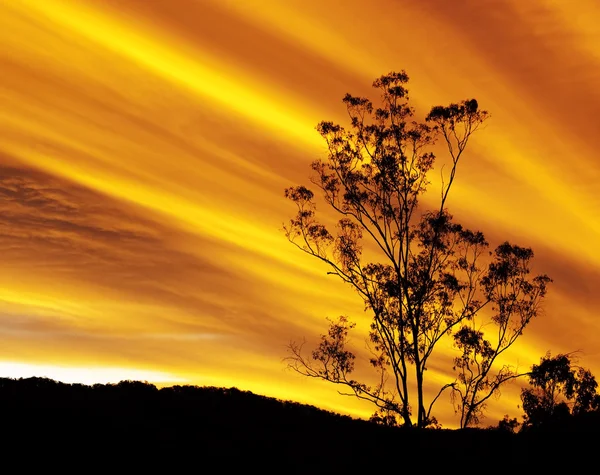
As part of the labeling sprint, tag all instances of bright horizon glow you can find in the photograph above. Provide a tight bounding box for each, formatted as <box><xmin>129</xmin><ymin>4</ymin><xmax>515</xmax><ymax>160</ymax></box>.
<box><xmin>0</xmin><ymin>362</ymin><xmax>187</xmax><ymax>385</ymax></box>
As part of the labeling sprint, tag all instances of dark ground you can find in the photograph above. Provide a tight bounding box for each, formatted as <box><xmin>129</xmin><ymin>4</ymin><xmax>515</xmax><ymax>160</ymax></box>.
<box><xmin>1</xmin><ymin>377</ymin><xmax>596</xmax><ymax>472</ymax></box>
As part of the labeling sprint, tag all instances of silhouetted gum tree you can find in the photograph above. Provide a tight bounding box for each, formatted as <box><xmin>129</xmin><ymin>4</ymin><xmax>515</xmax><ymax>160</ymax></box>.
<box><xmin>283</xmin><ymin>71</ymin><xmax>551</xmax><ymax>428</ymax></box>
<box><xmin>521</xmin><ymin>352</ymin><xmax>600</xmax><ymax>429</ymax></box>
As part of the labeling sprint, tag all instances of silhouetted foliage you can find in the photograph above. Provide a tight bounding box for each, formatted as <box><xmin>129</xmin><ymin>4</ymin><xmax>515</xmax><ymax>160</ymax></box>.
<box><xmin>496</xmin><ymin>414</ymin><xmax>520</xmax><ymax>433</ymax></box>
<box><xmin>521</xmin><ymin>352</ymin><xmax>600</xmax><ymax>429</ymax></box>
<box><xmin>284</xmin><ymin>71</ymin><xmax>551</xmax><ymax>428</ymax></box>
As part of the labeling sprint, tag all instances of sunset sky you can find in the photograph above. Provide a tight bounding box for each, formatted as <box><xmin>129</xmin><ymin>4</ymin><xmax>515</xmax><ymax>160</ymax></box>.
<box><xmin>1</xmin><ymin>0</ymin><xmax>599</xmax><ymax>427</ymax></box>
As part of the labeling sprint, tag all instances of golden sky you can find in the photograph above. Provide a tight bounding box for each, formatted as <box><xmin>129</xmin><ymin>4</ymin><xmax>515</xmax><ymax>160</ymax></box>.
<box><xmin>1</xmin><ymin>0</ymin><xmax>599</xmax><ymax>427</ymax></box>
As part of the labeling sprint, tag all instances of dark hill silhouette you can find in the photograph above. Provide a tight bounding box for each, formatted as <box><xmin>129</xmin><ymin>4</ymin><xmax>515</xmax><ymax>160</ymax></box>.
<box><xmin>1</xmin><ymin>377</ymin><xmax>597</xmax><ymax>471</ymax></box>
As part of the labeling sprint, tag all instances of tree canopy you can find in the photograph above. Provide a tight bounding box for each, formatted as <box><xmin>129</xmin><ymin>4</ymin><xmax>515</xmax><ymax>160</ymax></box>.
<box><xmin>284</xmin><ymin>71</ymin><xmax>551</xmax><ymax>428</ymax></box>
<box><xmin>521</xmin><ymin>352</ymin><xmax>600</xmax><ymax>429</ymax></box>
